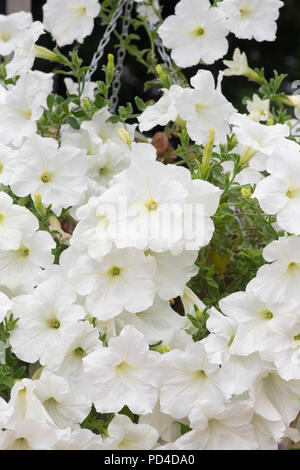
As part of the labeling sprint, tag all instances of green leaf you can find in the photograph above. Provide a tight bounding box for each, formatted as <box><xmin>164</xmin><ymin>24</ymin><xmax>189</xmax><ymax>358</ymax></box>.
<box><xmin>47</xmin><ymin>94</ymin><xmax>56</xmax><ymax>111</ymax></box>
<box><xmin>176</xmin><ymin>422</ymin><xmax>192</xmax><ymax>436</ymax></box>
<box><xmin>67</xmin><ymin>116</ymin><xmax>80</xmax><ymax>130</ymax></box>
<box><xmin>106</xmin><ymin>115</ymin><xmax>122</xmax><ymax>124</ymax></box>
<box><xmin>135</xmin><ymin>96</ymin><xmax>147</xmax><ymax>111</ymax></box>
<box><xmin>95</xmin><ymin>94</ymin><xmax>106</xmax><ymax>109</ymax></box>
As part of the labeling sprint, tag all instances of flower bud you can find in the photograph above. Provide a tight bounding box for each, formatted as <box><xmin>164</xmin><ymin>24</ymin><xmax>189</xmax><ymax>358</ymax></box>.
<box><xmin>33</xmin><ymin>193</ymin><xmax>46</xmax><ymax>217</ymax></box>
<box><xmin>108</xmin><ymin>53</ymin><xmax>114</xmax><ymax>73</ymax></box>
<box><xmin>241</xmin><ymin>187</ymin><xmax>252</xmax><ymax>198</ymax></box>
<box><xmin>239</xmin><ymin>146</ymin><xmax>258</xmax><ymax>167</ymax></box>
<box><xmin>34</xmin><ymin>45</ymin><xmax>57</xmax><ymax>61</ymax></box>
<box><xmin>152</xmin><ymin>345</ymin><xmax>170</xmax><ymax>354</ymax></box>
<box><xmin>118</xmin><ymin>128</ymin><xmax>132</xmax><ymax>149</ymax></box>
<box><xmin>202</xmin><ymin>128</ymin><xmax>215</xmax><ymax>177</ymax></box>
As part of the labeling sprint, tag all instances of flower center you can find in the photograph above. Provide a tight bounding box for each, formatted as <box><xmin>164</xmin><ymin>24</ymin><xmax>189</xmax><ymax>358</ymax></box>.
<box><xmin>75</xmin><ymin>5</ymin><xmax>86</xmax><ymax>15</ymax></box>
<box><xmin>193</xmin><ymin>26</ymin><xmax>205</xmax><ymax>36</ymax></box>
<box><xmin>110</xmin><ymin>266</ymin><xmax>121</xmax><ymax>276</ymax></box>
<box><xmin>73</xmin><ymin>347</ymin><xmax>87</xmax><ymax>358</ymax></box>
<box><xmin>116</xmin><ymin>361</ymin><xmax>132</xmax><ymax>374</ymax></box>
<box><xmin>286</xmin><ymin>185</ymin><xmax>300</xmax><ymax>199</ymax></box>
<box><xmin>18</xmin><ymin>245</ymin><xmax>30</xmax><ymax>257</ymax></box>
<box><xmin>194</xmin><ymin>370</ymin><xmax>207</xmax><ymax>379</ymax></box>
<box><xmin>99</xmin><ymin>167</ymin><xmax>107</xmax><ymax>176</ymax></box>
<box><xmin>12</xmin><ymin>437</ymin><xmax>30</xmax><ymax>450</ymax></box>
<box><xmin>288</xmin><ymin>261</ymin><xmax>300</xmax><ymax>272</ymax></box>
<box><xmin>98</xmin><ymin>131</ymin><xmax>108</xmax><ymax>142</ymax></box>
<box><xmin>145</xmin><ymin>200</ymin><xmax>158</xmax><ymax>212</ymax></box>
<box><xmin>41</xmin><ymin>172</ymin><xmax>53</xmax><ymax>183</ymax></box>
<box><xmin>262</xmin><ymin>310</ymin><xmax>273</xmax><ymax>320</ymax></box>
<box><xmin>240</xmin><ymin>5</ymin><xmax>252</xmax><ymax>16</ymax></box>
<box><xmin>195</xmin><ymin>102</ymin><xmax>205</xmax><ymax>114</ymax></box>
<box><xmin>97</xmin><ymin>214</ymin><xmax>110</xmax><ymax>228</ymax></box>
<box><xmin>294</xmin><ymin>333</ymin><xmax>300</xmax><ymax>341</ymax></box>
<box><xmin>1</xmin><ymin>31</ymin><xmax>11</xmax><ymax>42</ymax></box>
<box><xmin>49</xmin><ymin>318</ymin><xmax>60</xmax><ymax>329</ymax></box>
<box><xmin>20</xmin><ymin>108</ymin><xmax>32</xmax><ymax>120</ymax></box>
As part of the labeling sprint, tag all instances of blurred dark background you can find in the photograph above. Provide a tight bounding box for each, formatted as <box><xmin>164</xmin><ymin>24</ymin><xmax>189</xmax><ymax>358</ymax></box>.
<box><xmin>30</xmin><ymin>0</ymin><xmax>300</xmax><ymax>111</ymax></box>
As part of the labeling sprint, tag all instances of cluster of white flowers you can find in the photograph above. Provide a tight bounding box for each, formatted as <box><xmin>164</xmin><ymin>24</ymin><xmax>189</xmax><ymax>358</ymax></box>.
<box><xmin>158</xmin><ymin>0</ymin><xmax>283</xmax><ymax>68</ymax></box>
<box><xmin>0</xmin><ymin>0</ymin><xmax>299</xmax><ymax>451</ymax></box>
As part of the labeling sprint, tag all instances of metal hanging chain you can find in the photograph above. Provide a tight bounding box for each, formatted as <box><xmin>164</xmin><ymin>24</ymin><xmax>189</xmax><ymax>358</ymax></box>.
<box><xmin>110</xmin><ymin>0</ymin><xmax>134</xmax><ymax>112</ymax></box>
<box><xmin>86</xmin><ymin>0</ymin><xmax>129</xmax><ymax>81</ymax></box>
<box><xmin>87</xmin><ymin>0</ymin><xmax>179</xmax><ymax>110</ymax></box>
<box><xmin>147</xmin><ymin>21</ymin><xmax>180</xmax><ymax>84</ymax></box>
<box><xmin>110</xmin><ymin>3</ymin><xmax>179</xmax><ymax>112</ymax></box>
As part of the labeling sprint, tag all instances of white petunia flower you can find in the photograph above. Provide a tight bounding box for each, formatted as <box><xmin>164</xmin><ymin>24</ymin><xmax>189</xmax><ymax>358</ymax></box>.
<box><xmin>175</xmin><ymin>397</ymin><xmax>258</xmax><ymax>450</ymax></box>
<box><xmin>203</xmin><ymin>306</ymin><xmax>269</xmax><ymax>395</ymax></box>
<box><xmin>104</xmin><ymin>414</ymin><xmax>159</xmax><ymax>450</ymax></box>
<box><xmin>0</xmin><ymin>229</ymin><xmax>55</xmax><ymax>294</ymax></box>
<box><xmin>218</xmin><ymin>291</ymin><xmax>294</xmax><ymax>357</ymax></box>
<box><xmin>81</xmin><ymin>107</ymin><xmax>135</xmax><ymax>147</ymax></box>
<box><xmin>253</xmin><ymin>147</ymin><xmax>300</xmax><ymax>234</ymax></box>
<box><xmin>43</xmin><ymin>0</ymin><xmax>101</xmax><ymax>47</ymax></box>
<box><xmin>175</xmin><ymin>70</ymin><xmax>235</xmax><ymax>145</ymax></box>
<box><xmin>230</xmin><ymin>113</ymin><xmax>291</xmax><ymax>170</ymax></box>
<box><xmin>0</xmin><ymin>192</ymin><xmax>38</xmax><ymax>251</ymax></box>
<box><xmin>118</xmin><ymin>296</ymin><xmax>186</xmax><ymax>345</ymax></box>
<box><xmin>6</xmin><ymin>21</ymin><xmax>45</xmax><ymax>78</ymax></box>
<box><xmin>34</xmin><ymin>370</ymin><xmax>91</xmax><ymax>429</ymax></box>
<box><xmin>250</xmin><ymin>365</ymin><xmax>300</xmax><ymax>427</ymax></box>
<box><xmin>62</xmin><ymin>127</ymin><xmax>131</xmax><ymax>189</ymax></box>
<box><xmin>158</xmin><ymin>0</ymin><xmax>229</xmax><ymax>67</ymax></box>
<box><xmin>55</xmin><ymin>427</ymin><xmax>104</xmax><ymax>450</ymax></box>
<box><xmin>204</xmin><ymin>307</ymin><xmax>240</xmax><ymax>365</ymax></box>
<box><xmin>61</xmin><ymin>125</ymin><xmax>101</xmax><ymax>158</ymax></box>
<box><xmin>147</xmin><ymin>249</ymin><xmax>198</xmax><ymax>300</ymax></box>
<box><xmin>71</xmin><ymin>194</ymin><xmax>113</xmax><ymax>259</ymax></box>
<box><xmin>139</xmin><ymin>402</ymin><xmax>187</xmax><ymax>443</ymax></box>
<box><xmin>218</xmin><ymin>0</ymin><xmax>283</xmax><ymax>42</ymax></box>
<box><xmin>247</xmin><ymin>236</ymin><xmax>300</xmax><ymax>306</ymax></box>
<box><xmin>0</xmin><ymin>71</ymin><xmax>53</xmax><ymax>146</ymax></box>
<box><xmin>8</xmin><ymin>379</ymin><xmax>54</xmax><ymax>427</ymax></box>
<box><xmin>246</xmin><ymin>94</ymin><xmax>270</xmax><ymax>122</ymax></box>
<box><xmin>100</xmin><ymin>149</ymin><xmax>188</xmax><ymax>252</ymax></box>
<box><xmin>0</xmin><ymin>420</ymin><xmax>58</xmax><ymax>450</ymax></box>
<box><xmin>138</xmin><ymin>85</ymin><xmax>183</xmax><ymax>132</ymax></box>
<box><xmin>0</xmin><ymin>11</ymin><xmax>32</xmax><ymax>56</ymax></box>
<box><xmin>87</xmin><ymin>142</ymin><xmax>131</xmax><ymax>188</ymax></box>
<box><xmin>83</xmin><ymin>325</ymin><xmax>164</xmax><ymax>415</ymax></box>
<box><xmin>9</xmin><ymin>276</ymin><xmax>86</xmax><ymax>364</ymax></box>
<box><xmin>9</xmin><ymin>134</ymin><xmax>88</xmax><ymax>216</ymax></box>
<box><xmin>252</xmin><ymin>413</ymin><xmax>286</xmax><ymax>450</ymax></box>
<box><xmin>43</xmin><ymin>321</ymin><xmax>100</xmax><ymax>396</ymax></box>
<box><xmin>62</xmin><ymin>246</ymin><xmax>156</xmax><ymax>319</ymax></box>
<box><xmin>223</xmin><ymin>48</ymin><xmax>250</xmax><ymax>77</ymax></box>
<box><xmin>263</xmin><ymin>315</ymin><xmax>300</xmax><ymax>381</ymax></box>
<box><xmin>160</xmin><ymin>341</ymin><xmax>228</xmax><ymax>419</ymax></box>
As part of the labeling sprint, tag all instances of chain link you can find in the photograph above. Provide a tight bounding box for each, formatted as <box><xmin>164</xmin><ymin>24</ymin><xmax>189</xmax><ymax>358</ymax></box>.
<box><xmin>86</xmin><ymin>0</ymin><xmax>129</xmax><ymax>82</ymax></box>
<box><xmin>110</xmin><ymin>0</ymin><xmax>135</xmax><ymax>112</ymax></box>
